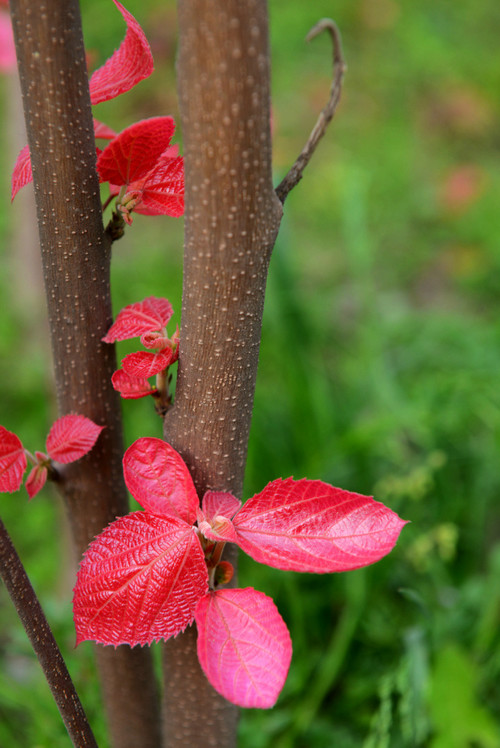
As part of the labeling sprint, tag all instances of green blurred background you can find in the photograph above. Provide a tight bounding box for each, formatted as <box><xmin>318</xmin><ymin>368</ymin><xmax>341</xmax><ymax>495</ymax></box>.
<box><xmin>1</xmin><ymin>0</ymin><xmax>500</xmax><ymax>745</ymax></box>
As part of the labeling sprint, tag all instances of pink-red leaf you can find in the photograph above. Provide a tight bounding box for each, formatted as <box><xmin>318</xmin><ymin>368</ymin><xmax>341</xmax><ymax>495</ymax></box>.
<box><xmin>202</xmin><ymin>491</ymin><xmax>241</xmax><ymax>521</ymax></box>
<box><xmin>123</xmin><ymin>438</ymin><xmax>199</xmax><ymax>524</ymax></box>
<box><xmin>88</xmin><ymin>0</ymin><xmax>153</xmax><ymax>106</ymax></box>
<box><xmin>96</xmin><ymin>117</ymin><xmax>175</xmax><ymax>186</ymax></box>
<box><xmin>25</xmin><ymin>464</ymin><xmax>48</xmax><ymax>499</ymax></box>
<box><xmin>232</xmin><ymin>478</ymin><xmax>407</xmax><ymax>573</ymax></box>
<box><xmin>45</xmin><ymin>415</ymin><xmax>104</xmax><ymax>464</ymax></box>
<box><xmin>0</xmin><ymin>10</ymin><xmax>16</xmax><ymax>73</ymax></box>
<box><xmin>132</xmin><ymin>154</ymin><xmax>185</xmax><ymax>217</ymax></box>
<box><xmin>103</xmin><ymin>296</ymin><xmax>174</xmax><ymax>343</ymax></box>
<box><xmin>111</xmin><ymin>369</ymin><xmax>155</xmax><ymax>399</ymax></box>
<box><xmin>121</xmin><ymin>349</ymin><xmax>174</xmax><ymax>378</ymax></box>
<box><xmin>93</xmin><ymin>118</ymin><xmax>117</xmax><ymax>140</ymax></box>
<box><xmin>0</xmin><ymin>426</ymin><xmax>27</xmax><ymax>493</ymax></box>
<box><xmin>195</xmin><ymin>588</ymin><xmax>292</xmax><ymax>709</ymax></box>
<box><xmin>11</xmin><ymin>144</ymin><xmax>32</xmax><ymax>201</ymax></box>
<box><xmin>73</xmin><ymin>511</ymin><xmax>208</xmax><ymax>646</ymax></box>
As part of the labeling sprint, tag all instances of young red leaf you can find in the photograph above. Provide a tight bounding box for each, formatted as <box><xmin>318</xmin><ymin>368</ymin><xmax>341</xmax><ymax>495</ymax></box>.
<box><xmin>88</xmin><ymin>0</ymin><xmax>153</xmax><ymax>106</ymax></box>
<box><xmin>45</xmin><ymin>415</ymin><xmax>104</xmax><ymax>464</ymax></box>
<box><xmin>232</xmin><ymin>478</ymin><xmax>407</xmax><ymax>573</ymax></box>
<box><xmin>111</xmin><ymin>369</ymin><xmax>155</xmax><ymax>399</ymax></box>
<box><xmin>0</xmin><ymin>9</ymin><xmax>16</xmax><ymax>73</ymax></box>
<box><xmin>0</xmin><ymin>426</ymin><xmax>27</xmax><ymax>493</ymax></box>
<box><xmin>73</xmin><ymin>511</ymin><xmax>208</xmax><ymax>646</ymax></box>
<box><xmin>123</xmin><ymin>438</ymin><xmax>199</xmax><ymax>524</ymax></box>
<box><xmin>202</xmin><ymin>491</ymin><xmax>241</xmax><ymax>522</ymax></box>
<box><xmin>93</xmin><ymin>118</ymin><xmax>117</xmax><ymax>140</ymax></box>
<box><xmin>11</xmin><ymin>144</ymin><xmax>32</xmax><ymax>201</ymax></box>
<box><xmin>121</xmin><ymin>349</ymin><xmax>174</xmax><ymax>379</ymax></box>
<box><xmin>102</xmin><ymin>296</ymin><xmax>174</xmax><ymax>343</ymax></box>
<box><xmin>96</xmin><ymin>117</ymin><xmax>175</xmax><ymax>186</ymax></box>
<box><xmin>195</xmin><ymin>588</ymin><xmax>292</xmax><ymax>709</ymax></box>
<box><xmin>140</xmin><ymin>331</ymin><xmax>173</xmax><ymax>351</ymax></box>
<box><xmin>25</xmin><ymin>464</ymin><xmax>48</xmax><ymax>499</ymax></box>
<box><xmin>197</xmin><ymin>491</ymin><xmax>241</xmax><ymax>542</ymax></box>
<box><xmin>131</xmin><ymin>154</ymin><xmax>185</xmax><ymax>217</ymax></box>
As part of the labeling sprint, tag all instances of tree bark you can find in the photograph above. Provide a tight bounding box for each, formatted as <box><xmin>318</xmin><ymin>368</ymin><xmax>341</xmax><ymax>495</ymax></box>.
<box><xmin>162</xmin><ymin>1</ymin><xmax>282</xmax><ymax>745</ymax></box>
<box><xmin>9</xmin><ymin>2</ymin><xmax>160</xmax><ymax>746</ymax></box>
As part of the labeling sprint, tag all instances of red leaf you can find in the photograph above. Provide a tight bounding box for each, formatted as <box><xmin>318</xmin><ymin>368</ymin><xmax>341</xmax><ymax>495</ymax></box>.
<box><xmin>96</xmin><ymin>117</ymin><xmax>175</xmax><ymax>186</ymax></box>
<box><xmin>132</xmin><ymin>154</ymin><xmax>185</xmax><ymax>217</ymax></box>
<box><xmin>121</xmin><ymin>349</ymin><xmax>174</xmax><ymax>378</ymax></box>
<box><xmin>93</xmin><ymin>118</ymin><xmax>117</xmax><ymax>140</ymax></box>
<box><xmin>46</xmin><ymin>415</ymin><xmax>104</xmax><ymax>464</ymax></box>
<box><xmin>140</xmin><ymin>331</ymin><xmax>173</xmax><ymax>351</ymax></box>
<box><xmin>202</xmin><ymin>491</ymin><xmax>241</xmax><ymax>521</ymax></box>
<box><xmin>88</xmin><ymin>0</ymin><xmax>153</xmax><ymax>106</ymax></box>
<box><xmin>232</xmin><ymin>478</ymin><xmax>407</xmax><ymax>573</ymax></box>
<box><xmin>11</xmin><ymin>145</ymin><xmax>32</xmax><ymax>201</ymax></box>
<box><xmin>111</xmin><ymin>369</ymin><xmax>155</xmax><ymax>399</ymax></box>
<box><xmin>25</xmin><ymin>464</ymin><xmax>48</xmax><ymax>499</ymax></box>
<box><xmin>195</xmin><ymin>588</ymin><xmax>292</xmax><ymax>709</ymax></box>
<box><xmin>0</xmin><ymin>426</ymin><xmax>27</xmax><ymax>493</ymax></box>
<box><xmin>73</xmin><ymin>511</ymin><xmax>208</xmax><ymax>646</ymax></box>
<box><xmin>103</xmin><ymin>296</ymin><xmax>174</xmax><ymax>343</ymax></box>
<box><xmin>123</xmin><ymin>438</ymin><xmax>199</xmax><ymax>524</ymax></box>
<box><xmin>0</xmin><ymin>10</ymin><xmax>16</xmax><ymax>73</ymax></box>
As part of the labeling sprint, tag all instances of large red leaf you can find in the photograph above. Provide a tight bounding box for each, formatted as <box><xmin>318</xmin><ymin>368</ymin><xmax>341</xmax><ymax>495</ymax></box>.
<box><xmin>121</xmin><ymin>349</ymin><xmax>174</xmax><ymax>379</ymax></box>
<box><xmin>0</xmin><ymin>426</ymin><xmax>27</xmax><ymax>493</ymax></box>
<box><xmin>88</xmin><ymin>0</ymin><xmax>153</xmax><ymax>106</ymax></box>
<box><xmin>45</xmin><ymin>415</ymin><xmax>104</xmax><ymax>464</ymax></box>
<box><xmin>73</xmin><ymin>511</ymin><xmax>208</xmax><ymax>646</ymax></box>
<box><xmin>103</xmin><ymin>296</ymin><xmax>174</xmax><ymax>343</ymax></box>
<box><xmin>195</xmin><ymin>588</ymin><xmax>292</xmax><ymax>709</ymax></box>
<box><xmin>111</xmin><ymin>369</ymin><xmax>155</xmax><ymax>399</ymax></box>
<box><xmin>123</xmin><ymin>438</ymin><xmax>199</xmax><ymax>524</ymax></box>
<box><xmin>132</xmin><ymin>154</ymin><xmax>185</xmax><ymax>217</ymax></box>
<box><xmin>232</xmin><ymin>478</ymin><xmax>407</xmax><ymax>573</ymax></box>
<box><xmin>11</xmin><ymin>144</ymin><xmax>32</xmax><ymax>201</ymax></box>
<box><xmin>96</xmin><ymin>117</ymin><xmax>175</xmax><ymax>186</ymax></box>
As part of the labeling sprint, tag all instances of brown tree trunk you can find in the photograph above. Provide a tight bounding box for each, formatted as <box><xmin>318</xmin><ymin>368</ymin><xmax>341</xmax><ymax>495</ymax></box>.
<box><xmin>162</xmin><ymin>1</ymin><xmax>282</xmax><ymax>745</ymax></box>
<box><xmin>9</xmin><ymin>1</ymin><xmax>160</xmax><ymax>746</ymax></box>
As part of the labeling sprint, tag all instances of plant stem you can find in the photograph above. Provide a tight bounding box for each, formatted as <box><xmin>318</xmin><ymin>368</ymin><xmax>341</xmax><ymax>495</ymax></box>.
<box><xmin>0</xmin><ymin>516</ymin><xmax>98</xmax><ymax>748</ymax></box>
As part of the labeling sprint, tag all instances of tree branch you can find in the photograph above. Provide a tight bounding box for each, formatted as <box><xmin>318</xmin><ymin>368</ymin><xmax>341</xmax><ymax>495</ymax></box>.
<box><xmin>0</xmin><ymin>516</ymin><xmax>97</xmax><ymax>748</ymax></box>
<box><xmin>275</xmin><ymin>18</ymin><xmax>346</xmax><ymax>203</ymax></box>
<box><xmin>9</xmin><ymin>2</ymin><xmax>160</xmax><ymax>746</ymax></box>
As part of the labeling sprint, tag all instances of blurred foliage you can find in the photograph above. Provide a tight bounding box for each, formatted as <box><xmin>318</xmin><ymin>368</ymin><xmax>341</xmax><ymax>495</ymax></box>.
<box><xmin>1</xmin><ymin>0</ymin><xmax>500</xmax><ymax>745</ymax></box>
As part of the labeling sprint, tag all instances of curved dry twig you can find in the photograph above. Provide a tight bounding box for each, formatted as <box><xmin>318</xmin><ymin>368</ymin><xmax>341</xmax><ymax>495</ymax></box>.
<box><xmin>275</xmin><ymin>19</ymin><xmax>346</xmax><ymax>204</ymax></box>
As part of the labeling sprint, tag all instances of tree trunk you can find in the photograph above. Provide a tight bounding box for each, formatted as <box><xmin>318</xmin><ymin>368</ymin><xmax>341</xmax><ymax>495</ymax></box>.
<box><xmin>9</xmin><ymin>1</ymin><xmax>160</xmax><ymax>746</ymax></box>
<box><xmin>162</xmin><ymin>1</ymin><xmax>282</xmax><ymax>745</ymax></box>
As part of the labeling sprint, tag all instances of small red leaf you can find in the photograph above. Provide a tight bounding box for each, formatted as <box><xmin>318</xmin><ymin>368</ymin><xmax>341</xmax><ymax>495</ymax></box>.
<box><xmin>121</xmin><ymin>349</ymin><xmax>174</xmax><ymax>378</ymax></box>
<box><xmin>11</xmin><ymin>145</ymin><xmax>33</xmax><ymax>201</ymax></box>
<box><xmin>96</xmin><ymin>117</ymin><xmax>175</xmax><ymax>186</ymax></box>
<box><xmin>103</xmin><ymin>296</ymin><xmax>174</xmax><ymax>343</ymax></box>
<box><xmin>140</xmin><ymin>331</ymin><xmax>173</xmax><ymax>351</ymax></box>
<box><xmin>45</xmin><ymin>415</ymin><xmax>104</xmax><ymax>464</ymax></box>
<box><xmin>232</xmin><ymin>478</ymin><xmax>407</xmax><ymax>573</ymax></box>
<box><xmin>111</xmin><ymin>369</ymin><xmax>155</xmax><ymax>399</ymax></box>
<box><xmin>195</xmin><ymin>588</ymin><xmax>292</xmax><ymax>709</ymax></box>
<box><xmin>25</xmin><ymin>464</ymin><xmax>48</xmax><ymax>499</ymax></box>
<box><xmin>123</xmin><ymin>438</ymin><xmax>199</xmax><ymax>524</ymax></box>
<box><xmin>88</xmin><ymin>0</ymin><xmax>153</xmax><ymax>106</ymax></box>
<box><xmin>93</xmin><ymin>118</ymin><xmax>117</xmax><ymax>140</ymax></box>
<box><xmin>202</xmin><ymin>491</ymin><xmax>241</xmax><ymax>522</ymax></box>
<box><xmin>132</xmin><ymin>154</ymin><xmax>185</xmax><ymax>217</ymax></box>
<box><xmin>0</xmin><ymin>426</ymin><xmax>27</xmax><ymax>493</ymax></box>
<box><xmin>73</xmin><ymin>511</ymin><xmax>208</xmax><ymax>646</ymax></box>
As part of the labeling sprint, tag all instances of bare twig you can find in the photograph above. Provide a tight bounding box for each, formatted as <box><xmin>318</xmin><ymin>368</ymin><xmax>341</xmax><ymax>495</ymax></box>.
<box><xmin>0</xmin><ymin>516</ymin><xmax>98</xmax><ymax>747</ymax></box>
<box><xmin>275</xmin><ymin>19</ymin><xmax>346</xmax><ymax>203</ymax></box>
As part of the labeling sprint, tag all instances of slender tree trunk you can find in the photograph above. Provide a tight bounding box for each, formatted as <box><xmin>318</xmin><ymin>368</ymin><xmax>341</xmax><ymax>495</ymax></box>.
<box><xmin>9</xmin><ymin>2</ymin><xmax>160</xmax><ymax>746</ymax></box>
<box><xmin>162</xmin><ymin>1</ymin><xmax>282</xmax><ymax>745</ymax></box>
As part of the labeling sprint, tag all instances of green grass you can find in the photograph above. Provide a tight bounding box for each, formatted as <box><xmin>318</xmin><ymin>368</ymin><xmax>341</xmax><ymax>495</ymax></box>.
<box><xmin>1</xmin><ymin>0</ymin><xmax>500</xmax><ymax>745</ymax></box>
